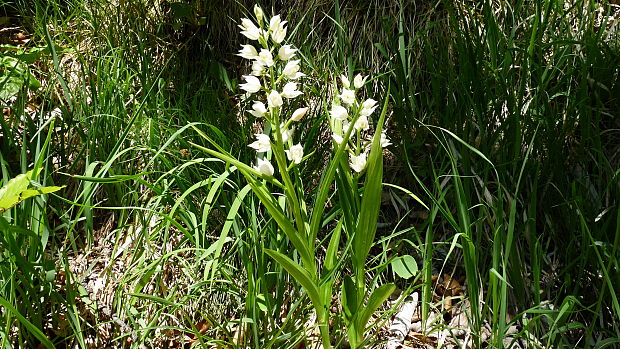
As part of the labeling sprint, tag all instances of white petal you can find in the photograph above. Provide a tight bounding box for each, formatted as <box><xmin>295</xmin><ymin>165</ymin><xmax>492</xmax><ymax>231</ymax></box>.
<box><xmin>291</xmin><ymin>107</ymin><xmax>308</xmax><ymax>121</ymax></box>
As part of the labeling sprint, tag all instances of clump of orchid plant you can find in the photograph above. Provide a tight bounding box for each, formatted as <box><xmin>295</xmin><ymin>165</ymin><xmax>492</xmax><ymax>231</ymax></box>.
<box><xmin>191</xmin><ymin>5</ymin><xmax>394</xmax><ymax>348</ymax></box>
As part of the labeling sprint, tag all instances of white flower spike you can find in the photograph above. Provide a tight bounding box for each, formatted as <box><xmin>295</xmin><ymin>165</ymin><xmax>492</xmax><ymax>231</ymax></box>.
<box><xmin>340</xmin><ymin>88</ymin><xmax>355</xmax><ymax>105</ymax></box>
<box><xmin>249</xmin><ymin>101</ymin><xmax>267</xmax><ymax>118</ymax></box>
<box><xmin>267</xmin><ymin>90</ymin><xmax>283</xmax><ymax>108</ymax></box>
<box><xmin>248</xmin><ymin>133</ymin><xmax>271</xmax><ymax>153</ymax></box>
<box><xmin>282</xmin><ymin>82</ymin><xmax>303</xmax><ymax>98</ymax></box>
<box><xmin>239</xmin><ymin>18</ymin><xmax>262</xmax><ymax>40</ymax></box>
<box><xmin>353</xmin><ymin>73</ymin><xmax>367</xmax><ymax>89</ymax></box>
<box><xmin>237</xmin><ymin>44</ymin><xmax>258</xmax><ymax>60</ymax></box>
<box><xmin>285</xmin><ymin>143</ymin><xmax>304</xmax><ymax>164</ymax></box>
<box><xmin>350</xmin><ymin>152</ymin><xmax>368</xmax><ymax>173</ymax></box>
<box><xmin>291</xmin><ymin>107</ymin><xmax>308</xmax><ymax>121</ymax></box>
<box><xmin>330</xmin><ymin>105</ymin><xmax>348</xmax><ymax>121</ymax></box>
<box><xmin>240</xmin><ymin>75</ymin><xmax>261</xmax><ymax>93</ymax></box>
<box><xmin>254</xmin><ymin>158</ymin><xmax>275</xmax><ymax>176</ymax></box>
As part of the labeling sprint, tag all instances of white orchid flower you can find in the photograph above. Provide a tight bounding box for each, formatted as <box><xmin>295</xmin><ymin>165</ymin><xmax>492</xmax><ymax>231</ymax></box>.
<box><xmin>283</xmin><ymin>60</ymin><xmax>303</xmax><ymax>79</ymax></box>
<box><xmin>269</xmin><ymin>15</ymin><xmax>282</xmax><ymax>32</ymax></box>
<box><xmin>239</xmin><ymin>18</ymin><xmax>262</xmax><ymax>40</ymax></box>
<box><xmin>237</xmin><ymin>44</ymin><xmax>258</xmax><ymax>60</ymax></box>
<box><xmin>258</xmin><ymin>49</ymin><xmax>274</xmax><ymax>67</ymax></box>
<box><xmin>349</xmin><ymin>152</ymin><xmax>368</xmax><ymax>173</ymax></box>
<box><xmin>253</xmin><ymin>4</ymin><xmax>264</xmax><ymax>23</ymax></box>
<box><xmin>353</xmin><ymin>73</ymin><xmax>367</xmax><ymax>89</ymax></box>
<box><xmin>254</xmin><ymin>158</ymin><xmax>274</xmax><ymax>176</ymax></box>
<box><xmin>269</xmin><ymin>15</ymin><xmax>287</xmax><ymax>43</ymax></box>
<box><xmin>240</xmin><ymin>75</ymin><xmax>261</xmax><ymax>93</ymax></box>
<box><xmin>251</xmin><ymin>60</ymin><xmax>265</xmax><ymax>76</ymax></box>
<box><xmin>280</xmin><ymin>123</ymin><xmax>294</xmax><ymax>143</ymax></box>
<box><xmin>278</xmin><ymin>45</ymin><xmax>297</xmax><ymax>60</ymax></box>
<box><xmin>248</xmin><ymin>133</ymin><xmax>271</xmax><ymax>153</ymax></box>
<box><xmin>340</xmin><ymin>74</ymin><xmax>350</xmax><ymax>89</ymax></box>
<box><xmin>282</xmin><ymin>82</ymin><xmax>303</xmax><ymax>98</ymax></box>
<box><xmin>360</xmin><ymin>98</ymin><xmax>378</xmax><ymax>116</ymax></box>
<box><xmin>285</xmin><ymin>144</ymin><xmax>304</xmax><ymax>164</ymax></box>
<box><xmin>249</xmin><ymin>101</ymin><xmax>267</xmax><ymax>118</ymax></box>
<box><xmin>267</xmin><ymin>90</ymin><xmax>283</xmax><ymax>108</ymax></box>
<box><xmin>291</xmin><ymin>107</ymin><xmax>308</xmax><ymax>121</ymax></box>
<box><xmin>340</xmin><ymin>88</ymin><xmax>355</xmax><ymax>105</ymax></box>
<box><xmin>330</xmin><ymin>105</ymin><xmax>348</xmax><ymax>121</ymax></box>
<box><xmin>272</xmin><ymin>26</ymin><xmax>287</xmax><ymax>43</ymax></box>
<box><xmin>380</xmin><ymin>132</ymin><xmax>392</xmax><ymax>148</ymax></box>
<box><xmin>354</xmin><ymin>115</ymin><xmax>370</xmax><ymax>131</ymax></box>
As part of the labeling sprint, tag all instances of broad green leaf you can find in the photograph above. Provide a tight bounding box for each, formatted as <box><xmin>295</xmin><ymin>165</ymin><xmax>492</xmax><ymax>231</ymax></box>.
<box><xmin>353</xmin><ymin>91</ymin><xmax>389</xmax><ymax>268</ymax></box>
<box><xmin>357</xmin><ymin>283</ymin><xmax>396</xmax><ymax>332</ymax></box>
<box><xmin>342</xmin><ymin>275</ymin><xmax>358</xmax><ymax>321</ymax></box>
<box><xmin>391</xmin><ymin>255</ymin><xmax>418</xmax><ymax>279</ymax></box>
<box><xmin>0</xmin><ymin>169</ymin><xmax>64</xmax><ymax>213</ymax></box>
<box><xmin>264</xmin><ymin>249</ymin><xmax>322</xmax><ymax>308</ymax></box>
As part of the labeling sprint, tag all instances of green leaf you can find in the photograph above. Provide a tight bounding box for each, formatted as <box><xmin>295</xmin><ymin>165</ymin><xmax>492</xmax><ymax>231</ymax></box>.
<box><xmin>391</xmin><ymin>255</ymin><xmax>418</xmax><ymax>279</ymax></box>
<box><xmin>0</xmin><ymin>296</ymin><xmax>55</xmax><ymax>348</ymax></box>
<box><xmin>264</xmin><ymin>249</ymin><xmax>322</xmax><ymax>309</ymax></box>
<box><xmin>357</xmin><ymin>283</ymin><xmax>396</xmax><ymax>332</ymax></box>
<box><xmin>353</xmin><ymin>90</ymin><xmax>389</xmax><ymax>268</ymax></box>
<box><xmin>0</xmin><ymin>169</ymin><xmax>64</xmax><ymax>213</ymax></box>
<box><xmin>342</xmin><ymin>275</ymin><xmax>358</xmax><ymax>322</ymax></box>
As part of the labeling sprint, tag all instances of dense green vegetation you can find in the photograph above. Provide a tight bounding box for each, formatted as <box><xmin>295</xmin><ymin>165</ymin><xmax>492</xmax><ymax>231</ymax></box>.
<box><xmin>0</xmin><ymin>0</ymin><xmax>618</xmax><ymax>347</ymax></box>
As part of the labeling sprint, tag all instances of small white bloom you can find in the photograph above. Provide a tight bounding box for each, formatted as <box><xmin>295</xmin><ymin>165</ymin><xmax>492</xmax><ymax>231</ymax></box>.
<box><xmin>282</xmin><ymin>82</ymin><xmax>303</xmax><ymax>98</ymax></box>
<box><xmin>253</xmin><ymin>4</ymin><xmax>264</xmax><ymax>23</ymax></box>
<box><xmin>283</xmin><ymin>60</ymin><xmax>300</xmax><ymax>79</ymax></box>
<box><xmin>278</xmin><ymin>45</ymin><xmax>297</xmax><ymax>60</ymax></box>
<box><xmin>237</xmin><ymin>44</ymin><xmax>258</xmax><ymax>59</ymax></box>
<box><xmin>353</xmin><ymin>73</ymin><xmax>367</xmax><ymax>89</ymax></box>
<box><xmin>267</xmin><ymin>90</ymin><xmax>283</xmax><ymax>108</ymax></box>
<box><xmin>362</xmin><ymin>98</ymin><xmax>377</xmax><ymax>109</ymax></box>
<box><xmin>340</xmin><ymin>74</ymin><xmax>350</xmax><ymax>89</ymax></box>
<box><xmin>330</xmin><ymin>105</ymin><xmax>348</xmax><ymax>121</ymax></box>
<box><xmin>240</xmin><ymin>75</ymin><xmax>261</xmax><ymax>93</ymax></box>
<box><xmin>280</xmin><ymin>123</ymin><xmax>294</xmax><ymax>143</ymax></box>
<box><xmin>239</xmin><ymin>18</ymin><xmax>262</xmax><ymax>40</ymax></box>
<box><xmin>340</xmin><ymin>88</ymin><xmax>355</xmax><ymax>105</ymax></box>
<box><xmin>285</xmin><ymin>143</ymin><xmax>304</xmax><ymax>164</ymax></box>
<box><xmin>349</xmin><ymin>152</ymin><xmax>368</xmax><ymax>173</ymax></box>
<box><xmin>254</xmin><ymin>158</ymin><xmax>275</xmax><ymax>176</ymax></box>
<box><xmin>332</xmin><ymin>133</ymin><xmax>344</xmax><ymax>145</ymax></box>
<box><xmin>360</xmin><ymin>98</ymin><xmax>378</xmax><ymax>116</ymax></box>
<box><xmin>291</xmin><ymin>107</ymin><xmax>308</xmax><ymax>121</ymax></box>
<box><xmin>380</xmin><ymin>132</ymin><xmax>392</xmax><ymax>148</ymax></box>
<box><xmin>354</xmin><ymin>115</ymin><xmax>370</xmax><ymax>131</ymax></box>
<box><xmin>251</xmin><ymin>60</ymin><xmax>265</xmax><ymax>76</ymax></box>
<box><xmin>269</xmin><ymin>15</ymin><xmax>282</xmax><ymax>32</ymax></box>
<box><xmin>258</xmin><ymin>49</ymin><xmax>274</xmax><ymax>67</ymax></box>
<box><xmin>272</xmin><ymin>26</ymin><xmax>287</xmax><ymax>43</ymax></box>
<box><xmin>269</xmin><ymin>15</ymin><xmax>287</xmax><ymax>43</ymax></box>
<box><xmin>249</xmin><ymin>101</ymin><xmax>267</xmax><ymax>118</ymax></box>
<box><xmin>248</xmin><ymin>133</ymin><xmax>271</xmax><ymax>153</ymax></box>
